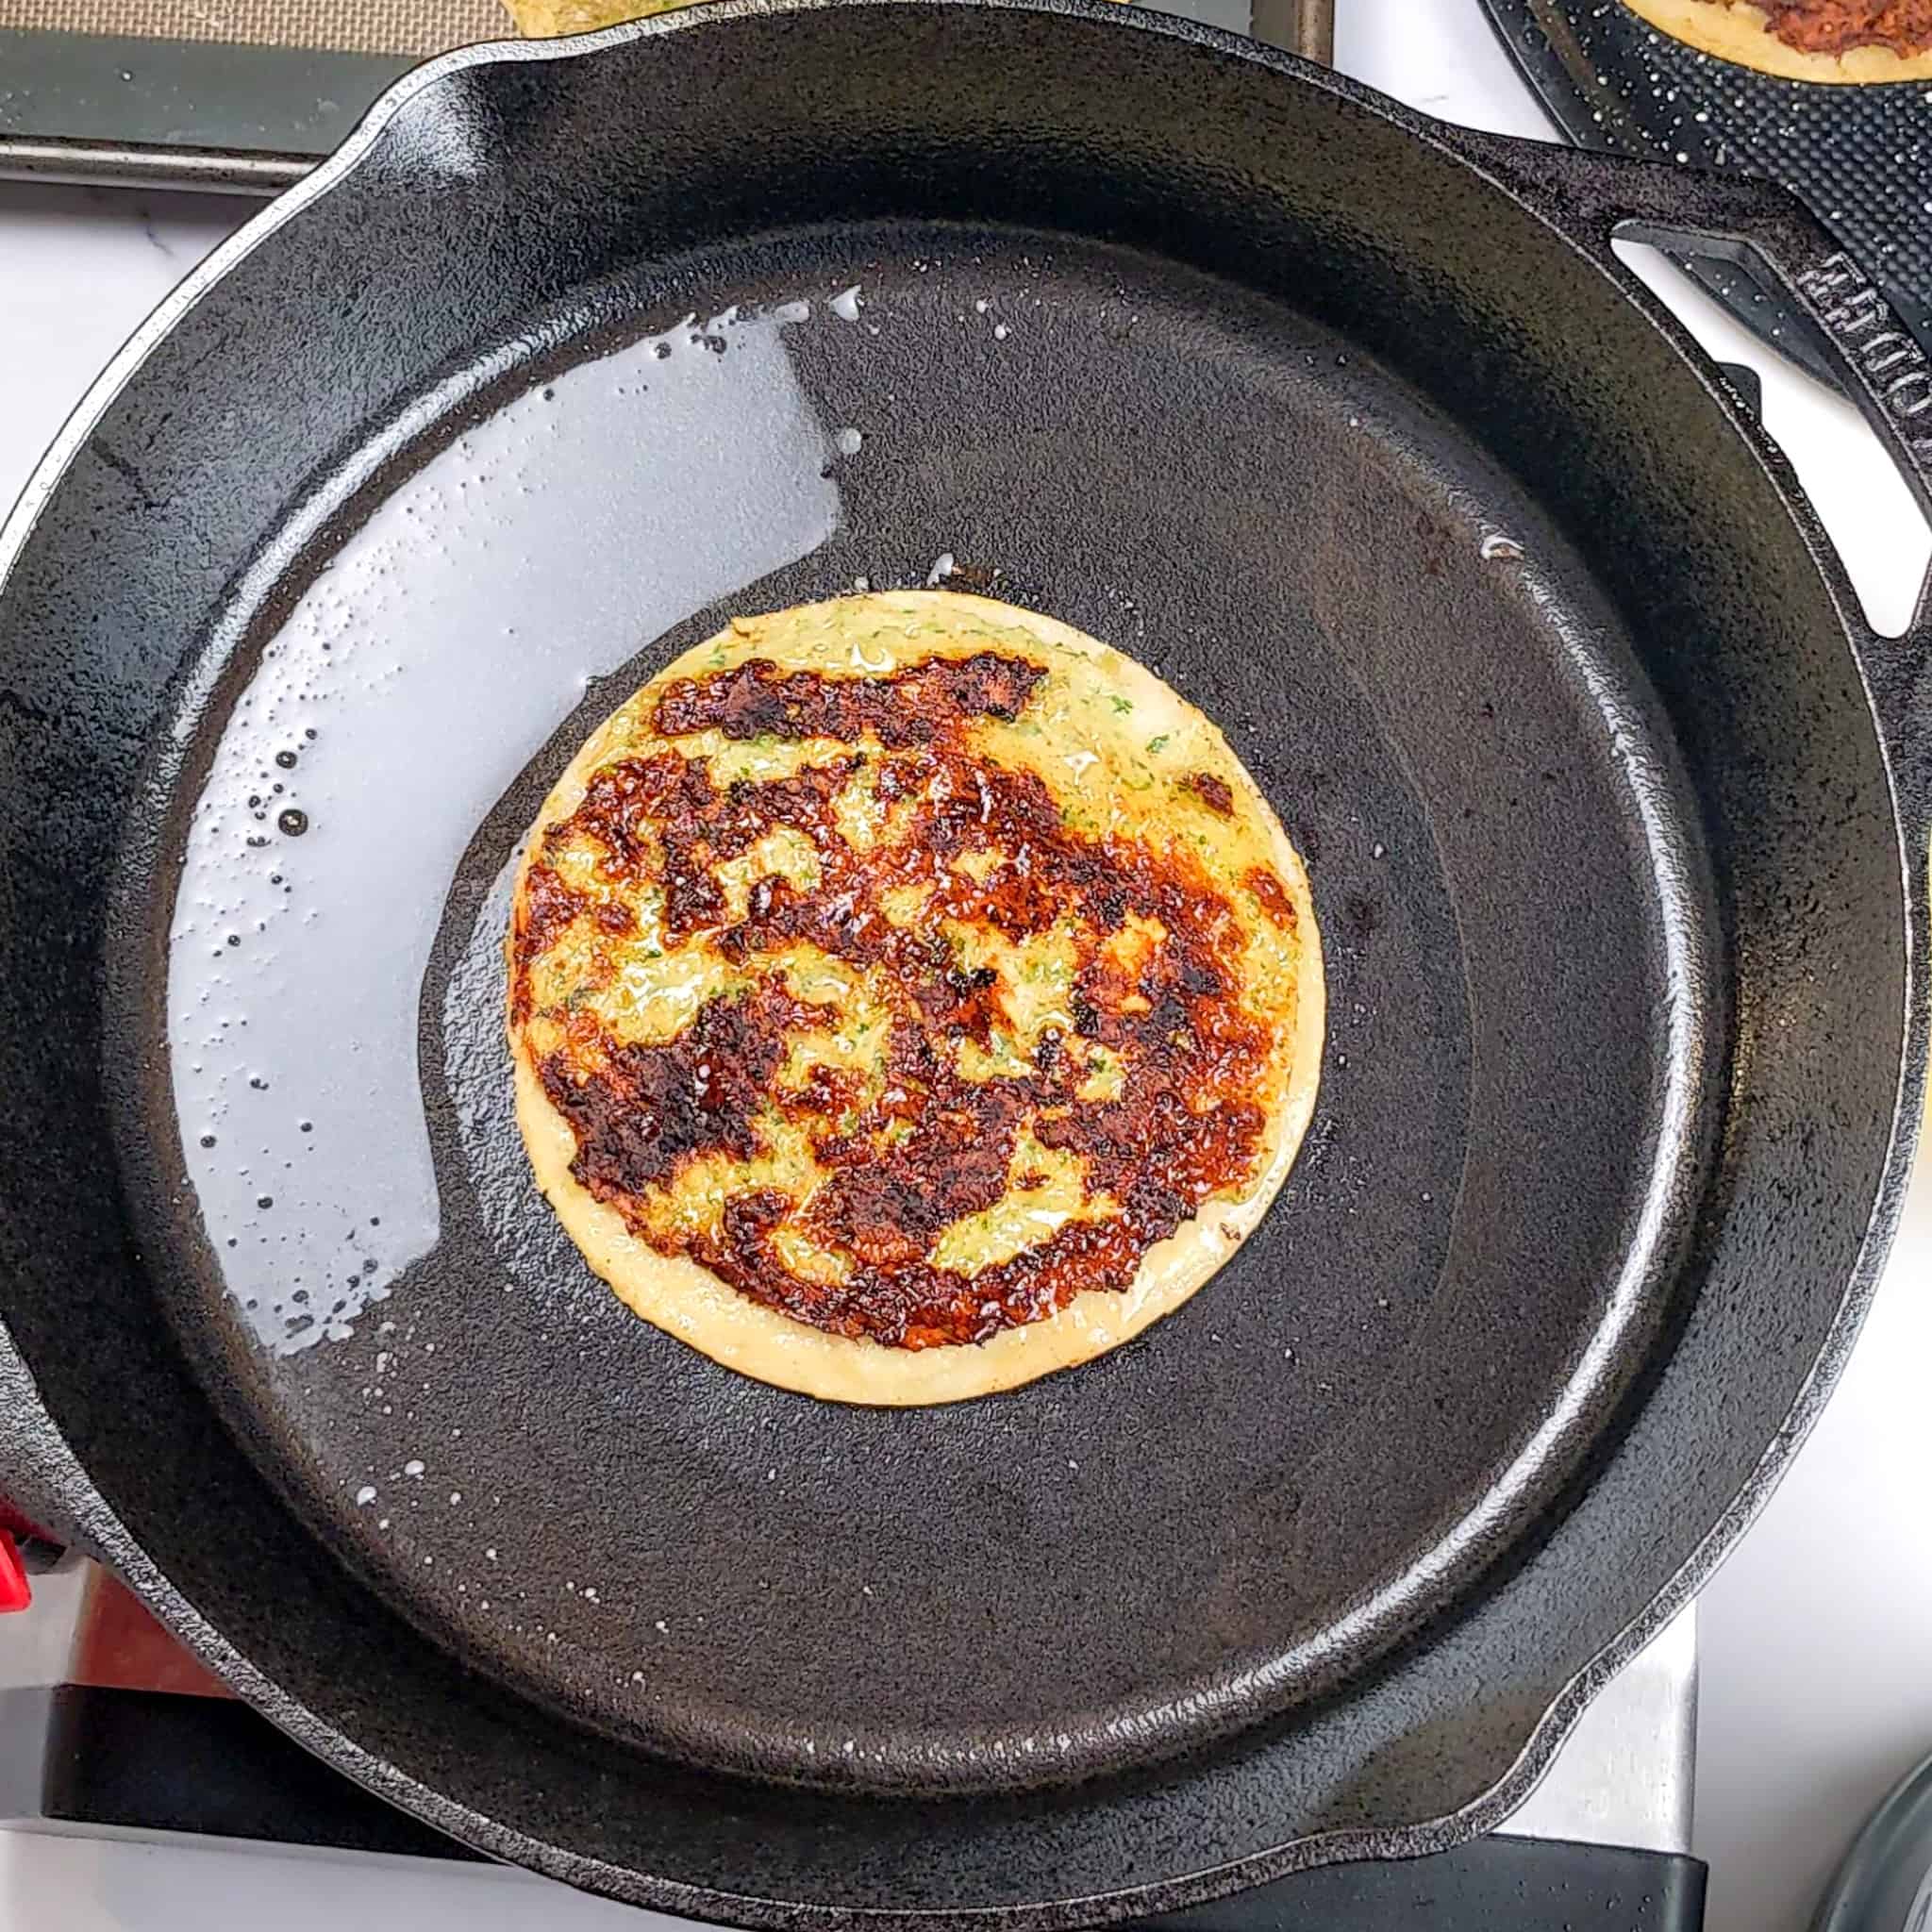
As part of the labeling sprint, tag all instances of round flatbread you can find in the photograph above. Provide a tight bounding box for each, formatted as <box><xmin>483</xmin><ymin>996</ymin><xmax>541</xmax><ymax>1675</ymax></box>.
<box><xmin>508</xmin><ymin>591</ymin><xmax>1324</xmax><ymax>1405</ymax></box>
<box><xmin>1619</xmin><ymin>0</ymin><xmax>1932</xmax><ymax>81</ymax></box>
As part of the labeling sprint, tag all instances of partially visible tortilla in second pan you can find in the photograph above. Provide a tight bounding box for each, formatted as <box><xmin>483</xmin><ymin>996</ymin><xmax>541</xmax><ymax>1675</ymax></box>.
<box><xmin>1619</xmin><ymin>0</ymin><xmax>1932</xmax><ymax>80</ymax></box>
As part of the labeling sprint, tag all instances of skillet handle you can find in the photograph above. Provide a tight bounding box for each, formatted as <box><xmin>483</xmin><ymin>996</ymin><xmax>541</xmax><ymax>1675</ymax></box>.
<box><xmin>1415</xmin><ymin>132</ymin><xmax>1932</xmax><ymax>809</ymax></box>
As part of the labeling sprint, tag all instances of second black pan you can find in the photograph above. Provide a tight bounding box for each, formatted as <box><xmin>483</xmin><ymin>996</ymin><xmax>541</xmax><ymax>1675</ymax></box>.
<box><xmin>0</xmin><ymin>1</ymin><xmax>1927</xmax><ymax>1920</ymax></box>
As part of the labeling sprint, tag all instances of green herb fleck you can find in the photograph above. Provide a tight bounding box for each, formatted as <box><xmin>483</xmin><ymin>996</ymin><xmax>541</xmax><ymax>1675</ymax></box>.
<box><xmin>1109</xmin><ymin>696</ymin><xmax>1134</xmax><ymax>715</ymax></box>
<box><xmin>1146</xmin><ymin>734</ymin><xmax>1170</xmax><ymax>753</ymax></box>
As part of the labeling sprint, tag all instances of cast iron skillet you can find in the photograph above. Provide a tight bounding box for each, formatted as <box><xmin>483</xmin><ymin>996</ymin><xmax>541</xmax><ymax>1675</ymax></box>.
<box><xmin>1</xmin><ymin>0</ymin><xmax>1929</xmax><ymax>1920</ymax></box>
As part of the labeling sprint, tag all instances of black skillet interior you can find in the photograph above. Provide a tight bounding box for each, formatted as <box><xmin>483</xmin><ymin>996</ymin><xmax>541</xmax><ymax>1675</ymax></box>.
<box><xmin>0</xmin><ymin>2</ymin><xmax>1915</xmax><ymax>1918</ymax></box>
<box><xmin>106</xmin><ymin>222</ymin><xmax>1718</xmax><ymax>1796</ymax></box>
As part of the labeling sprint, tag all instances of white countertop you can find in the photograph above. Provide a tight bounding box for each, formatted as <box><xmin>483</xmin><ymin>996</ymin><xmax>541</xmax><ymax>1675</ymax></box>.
<box><xmin>4</xmin><ymin>3</ymin><xmax>1932</xmax><ymax>1927</ymax></box>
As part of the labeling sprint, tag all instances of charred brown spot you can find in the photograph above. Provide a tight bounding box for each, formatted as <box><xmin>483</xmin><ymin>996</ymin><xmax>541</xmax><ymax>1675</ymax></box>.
<box><xmin>540</xmin><ymin>983</ymin><xmax>817</xmax><ymax>1199</ymax></box>
<box><xmin>1244</xmin><ymin>865</ymin><xmax>1298</xmax><ymax>930</ymax></box>
<box><xmin>780</xmin><ymin>1062</ymin><xmax>861</xmax><ymax>1123</ymax></box>
<box><xmin>813</xmin><ymin>1085</ymin><xmax>1027</xmax><ymax>1274</ymax></box>
<box><xmin>934</xmin><ymin>558</ymin><xmax>1001</xmax><ymax>595</ymax></box>
<box><xmin>1190</xmin><ymin>771</ymin><xmax>1235</xmax><ymax>816</ymax></box>
<box><xmin>520</xmin><ymin>864</ymin><xmax>585</xmax><ymax>956</ymax></box>
<box><xmin>569</xmin><ymin>752</ymin><xmax>858</xmax><ymax>941</ymax></box>
<box><xmin>516</xmin><ymin>648</ymin><xmax>1294</xmax><ymax>1348</ymax></box>
<box><xmin>1742</xmin><ymin>0</ymin><xmax>1932</xmax><ymax>57</ymax></box>
<box><xmin>510</xmin><ymin>864</ymin><xmax>586</xmax><ymax>1024</ymax></box>
<box><xmin>653</xmin><ymin>652</ymin><xmax>1047</xmax><ymax>746</ymax></box>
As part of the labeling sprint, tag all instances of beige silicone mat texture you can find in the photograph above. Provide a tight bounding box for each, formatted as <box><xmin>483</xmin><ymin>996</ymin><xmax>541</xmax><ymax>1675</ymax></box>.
<box><xmin>0</xmin><ymin>0</ymin><xmax>504</xmax><ymax>57</ymax></box>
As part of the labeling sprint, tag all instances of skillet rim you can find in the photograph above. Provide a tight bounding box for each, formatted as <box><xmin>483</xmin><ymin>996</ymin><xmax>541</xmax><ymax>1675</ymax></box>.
<box><xmin>0</xmin><ymin>0</ymin><xmax>1922</xmax><ymax>1919</ymax></box>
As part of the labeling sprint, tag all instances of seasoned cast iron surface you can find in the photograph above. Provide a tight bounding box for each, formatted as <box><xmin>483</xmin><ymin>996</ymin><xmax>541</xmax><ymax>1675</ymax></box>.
<box><xmin>0</xmin><ymin>3</ymin><xmax>1914</xmax><ymax>1917</ymax></box>
<box><xmin>111</xmin><ymin>227</ymin><xmax>1711</xmax><ymax>1794</ymax></box>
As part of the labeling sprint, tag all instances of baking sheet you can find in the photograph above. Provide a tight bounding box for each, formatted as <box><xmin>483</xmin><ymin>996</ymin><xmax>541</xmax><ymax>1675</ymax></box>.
<box><xmin>0</xmin><ymin>0</ymin><xmax>1323</xmax><ymax>189</ymax></box>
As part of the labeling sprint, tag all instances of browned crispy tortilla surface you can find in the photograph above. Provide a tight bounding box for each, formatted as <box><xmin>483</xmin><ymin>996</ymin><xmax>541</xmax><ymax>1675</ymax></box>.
<box><xmin>508</xmin><ymin>591</ymin><xmax>1323</xmax><ymax>1405</ymax></box>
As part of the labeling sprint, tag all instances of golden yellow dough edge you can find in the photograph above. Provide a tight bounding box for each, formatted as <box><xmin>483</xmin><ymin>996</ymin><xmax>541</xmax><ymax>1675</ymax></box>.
<box><xmin>508</xmin><ymin>590</ymin><xmax>1325</xmax><ymax>1407</ymax></box>
<box><xmin>1618</xmin><ymin>0</ymin><xmax>1932</xmax><ymax>80</ymax></box>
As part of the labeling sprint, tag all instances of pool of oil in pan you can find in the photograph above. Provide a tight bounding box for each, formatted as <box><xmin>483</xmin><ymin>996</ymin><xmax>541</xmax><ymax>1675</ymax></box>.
<box><xmin>164</xmin><ymin>295</ymin><xmax>864</xmax><ymax>1356</ymax></box>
